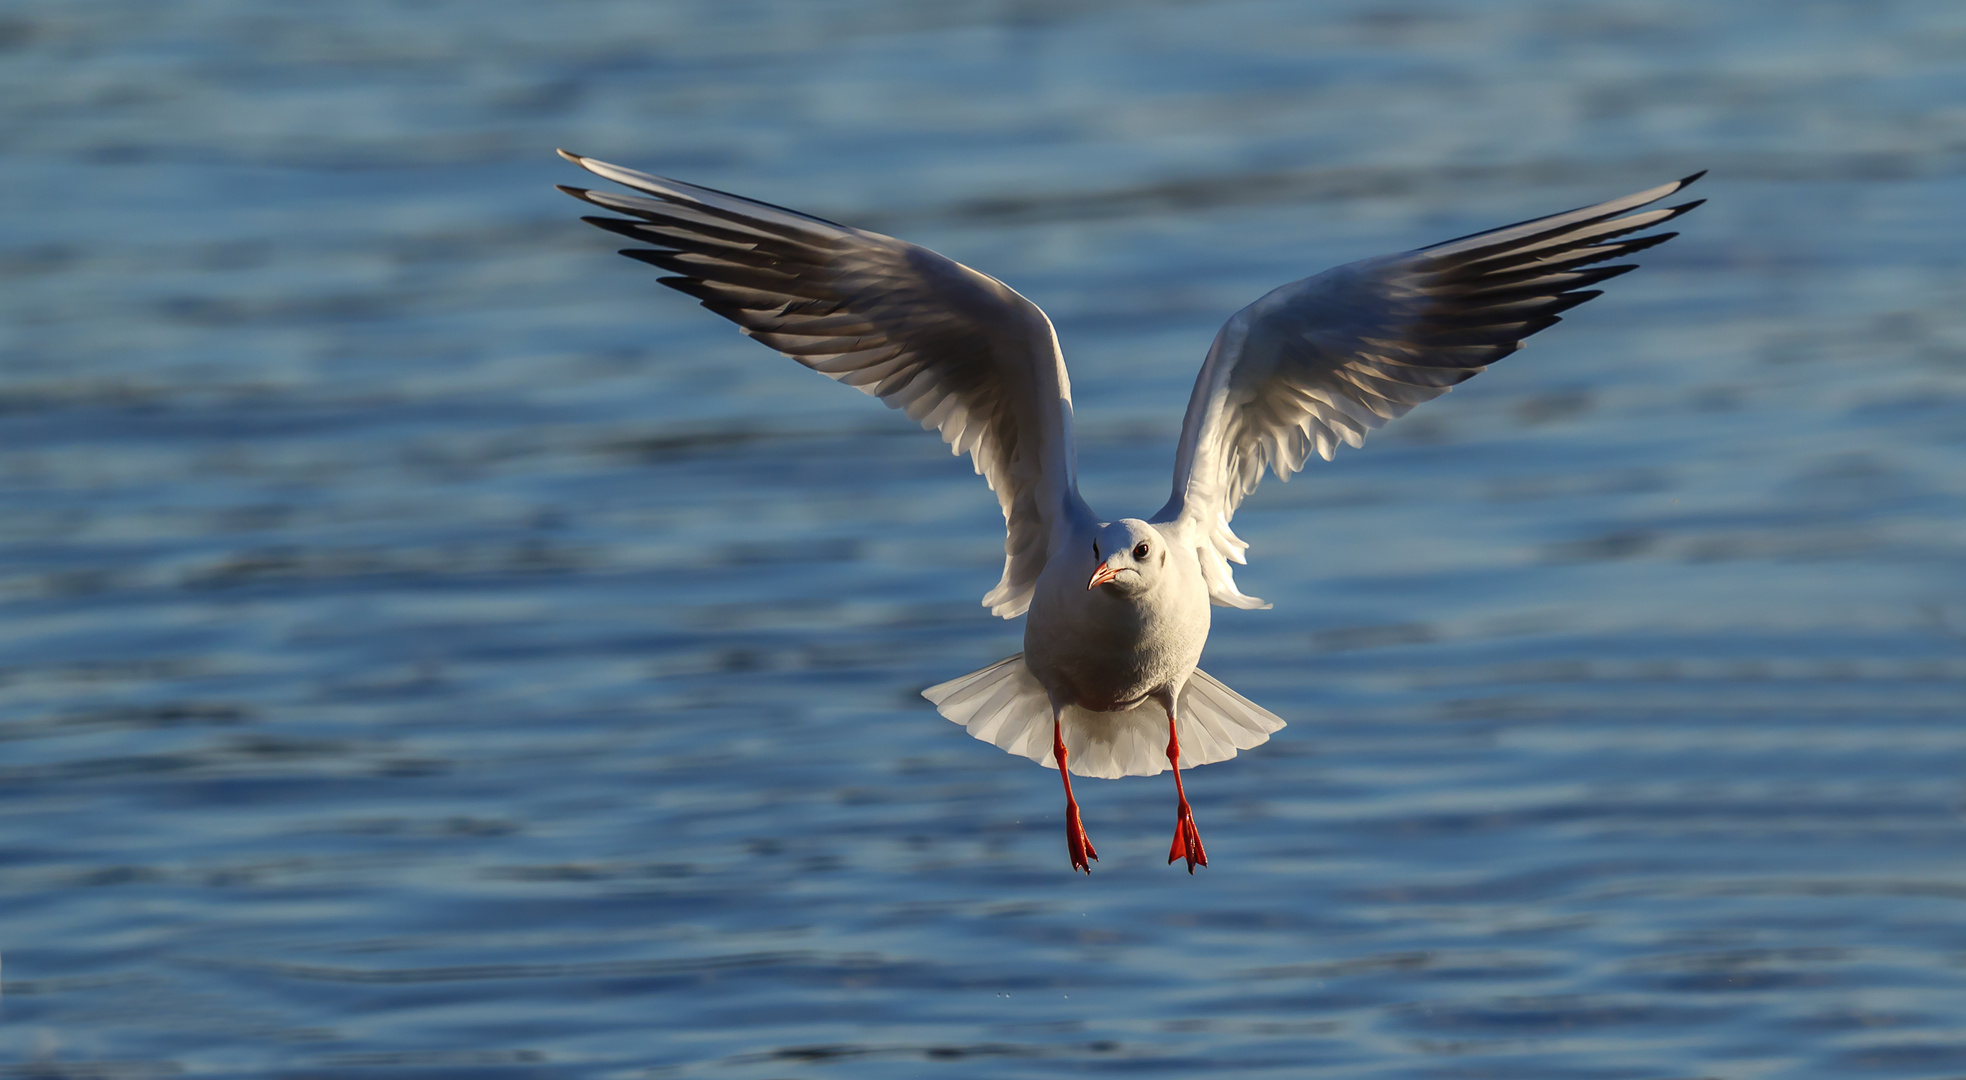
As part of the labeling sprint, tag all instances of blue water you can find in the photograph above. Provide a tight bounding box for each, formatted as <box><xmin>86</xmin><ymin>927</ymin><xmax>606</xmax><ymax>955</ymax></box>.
<box><xmin>4</xmin><ymin>1</ymin><xmax>1966</xmax><ymax>1076</ymax></box>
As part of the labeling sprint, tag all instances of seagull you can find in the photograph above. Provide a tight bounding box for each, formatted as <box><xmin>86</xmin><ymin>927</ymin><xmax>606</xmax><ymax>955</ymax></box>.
<box><xmin>557</xmin><ymin>150</ymin><xmax>1703</xmax><ymax>873</ymax></box>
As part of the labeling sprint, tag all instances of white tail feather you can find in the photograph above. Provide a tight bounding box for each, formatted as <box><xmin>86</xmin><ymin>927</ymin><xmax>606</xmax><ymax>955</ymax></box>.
<box><xmin>921</xmin><ymin>654</ymin><xmax>1285</xmax><ymax>779</ymax></box>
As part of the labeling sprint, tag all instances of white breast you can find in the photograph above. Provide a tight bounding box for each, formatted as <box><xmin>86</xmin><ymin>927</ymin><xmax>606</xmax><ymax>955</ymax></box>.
<box><xmin>1022</xmin><ymin>536</ymin><xmax>1211</xmax><ymax>712</ymax></box>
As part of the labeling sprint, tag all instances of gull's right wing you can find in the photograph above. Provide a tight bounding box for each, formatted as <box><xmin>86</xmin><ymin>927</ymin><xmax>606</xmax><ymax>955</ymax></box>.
<box><xmin>1154</xmin><ymin>173</ymin><xmax>1705</xmax><ymax>608</ymax></box>
<box><xmin>560</xmin><ymin>152</ymin><xmax>1095</xmax><ymax>618</ymax></box>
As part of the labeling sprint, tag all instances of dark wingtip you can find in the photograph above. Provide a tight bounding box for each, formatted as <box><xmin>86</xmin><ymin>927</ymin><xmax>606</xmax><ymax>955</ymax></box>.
<box><xmin>1668</xmin><ymin>199</ymin><xmax>1706</xmax><ymax>215</ymax></box>
<box><xmin>556</xmin><ymin>184</ymin><xmax>598</xmax><ymax>204</ymax></box>
<box><xmin>1680</xmin><ymin>169</ymin><xmax>1708</xmax><ymax>187</ymax></box>
<box><xmin>1621</xmin><ymin>231</ymin><xmax>1679</xmax><ymax>254</ymax></box>
<box><xmin>582</xmin><ymin>215</ymin><xmax>648</xmax><ymax>239</ymax></box>
<box><xmin>658</xmin><ymin>276</ymin><xmax>740</xmax><ymax>316</ymax></box>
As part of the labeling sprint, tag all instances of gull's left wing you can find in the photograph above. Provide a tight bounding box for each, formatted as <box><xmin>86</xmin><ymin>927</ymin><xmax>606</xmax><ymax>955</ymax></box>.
<box><xmin>559</xmin><ymin>152</ymin><xmax>1096</xmax><ymax>618</ymax></box>
<box><xmin>1154</xmin><ymin>173</ymin><xmax>1705</xmax><ymax>608</ymax></box>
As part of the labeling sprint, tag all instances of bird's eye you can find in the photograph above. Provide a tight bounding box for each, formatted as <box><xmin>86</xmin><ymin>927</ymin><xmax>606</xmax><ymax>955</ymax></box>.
<box><xmin>1133</xmin><ymin>542</ymin><xmax>1150</xmax><ymax>559</ymax></box>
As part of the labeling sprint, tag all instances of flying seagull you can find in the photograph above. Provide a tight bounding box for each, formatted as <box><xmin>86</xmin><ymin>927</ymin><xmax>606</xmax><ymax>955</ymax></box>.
<box><xmin>557</xmin><ymin>150</ymin><xmax>1702</xmax><ymax>873</ymax></box>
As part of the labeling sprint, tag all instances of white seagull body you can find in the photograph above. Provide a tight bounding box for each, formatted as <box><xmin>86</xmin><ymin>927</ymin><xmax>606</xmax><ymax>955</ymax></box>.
<box><xmin>559</xmin><ymin>151</ymin><xmax>1703</xmax><ymax>872</ymax></box>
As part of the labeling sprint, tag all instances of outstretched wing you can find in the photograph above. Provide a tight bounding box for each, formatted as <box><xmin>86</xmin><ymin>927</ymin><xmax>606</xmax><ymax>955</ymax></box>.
<box><xmin>1154</xmin><ymin>173</ymin><xmax>1705</xmax><ymax>608</ymax></box>
<box><xmin>559</xmin><ymin>151</ymin><xmax>1095</xmax><ymax>618</ymax></box>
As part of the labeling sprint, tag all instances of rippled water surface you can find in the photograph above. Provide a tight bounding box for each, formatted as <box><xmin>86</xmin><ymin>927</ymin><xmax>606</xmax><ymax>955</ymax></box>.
<box><xmin>5</xmin><ymin>1</ymin><xmax>1966</xmax><ymax>1076</ymax></box>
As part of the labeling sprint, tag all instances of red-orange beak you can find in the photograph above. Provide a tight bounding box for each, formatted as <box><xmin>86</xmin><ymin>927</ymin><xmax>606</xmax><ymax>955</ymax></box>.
<box><xmin>1087</xmin><ymin>558</ymin><xmax>1122</xmax><ymax>590</ymax></box>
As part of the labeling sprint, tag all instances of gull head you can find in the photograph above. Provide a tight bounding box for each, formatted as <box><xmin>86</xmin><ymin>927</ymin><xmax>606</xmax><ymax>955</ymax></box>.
<box><xmin>1087</xmin><ymin>519</ymin><xmax>1165</xmax><ymax>598</ymax></box>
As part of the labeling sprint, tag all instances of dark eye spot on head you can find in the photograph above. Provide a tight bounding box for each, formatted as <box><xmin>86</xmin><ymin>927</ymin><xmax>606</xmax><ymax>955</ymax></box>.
<box><xmin>1133</xmin><ymin>542</ymin><xmax>1150</xmax><ymax>559</ymax></box>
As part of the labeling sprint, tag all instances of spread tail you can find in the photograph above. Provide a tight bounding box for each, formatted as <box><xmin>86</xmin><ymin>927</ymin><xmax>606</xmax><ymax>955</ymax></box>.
<box><xmin>922</xmin><ymin>654</ymin><xmax>1285</xmax><ymax>779</ymax></box>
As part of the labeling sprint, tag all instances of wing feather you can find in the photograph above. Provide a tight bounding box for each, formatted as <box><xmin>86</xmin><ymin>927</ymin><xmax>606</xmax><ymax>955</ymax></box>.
<box><xmin>561</xmin><ymin>151</ymin><xmax>1095</xmax><ymax>617</ymax></box>
<box><xmin>1154</xmin><ymin>173</ymin><xmax>1704</xmax><ymax>608</ymax></box>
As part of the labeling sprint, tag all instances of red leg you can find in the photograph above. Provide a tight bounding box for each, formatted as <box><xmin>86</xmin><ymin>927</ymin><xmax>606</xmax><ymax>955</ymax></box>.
<box><xmin>1055</xmin><ymin>715</ymin><xmax>1098</xmax><ymax>873</ymax></box>
<box><xmin>1166</xmin><ymin>715</ymin><xmax>1207</xmax><ymax>873</ymax></box>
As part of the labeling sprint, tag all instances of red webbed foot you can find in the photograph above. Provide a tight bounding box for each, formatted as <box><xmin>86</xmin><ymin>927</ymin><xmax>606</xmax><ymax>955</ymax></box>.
<box><xmin>1054</xmin><ymin>714</ymin><xmax>1097</xmax><ymax>873</ymax></box>
<box><xmin>1168</xmin><ymin>799</ymin><xmax>1207</xmax><ymax>874</ymax></box>
<box><xmin>1066</xmin><ymin>799</ymin><xmax>1099</xmax><ymax>874</ymax></box>
<box><xmin>1164</xmin><ymin>713</ymin><xmax>1207</xmax><ymax>873</ymax></box>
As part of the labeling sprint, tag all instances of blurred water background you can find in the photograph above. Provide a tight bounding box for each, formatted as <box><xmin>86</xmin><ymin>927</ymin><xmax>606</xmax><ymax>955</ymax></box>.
<box><xmin>3</xmin><ymin>1</ymin><xmax>1966</xmax><ymax>1076</ymax></box>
